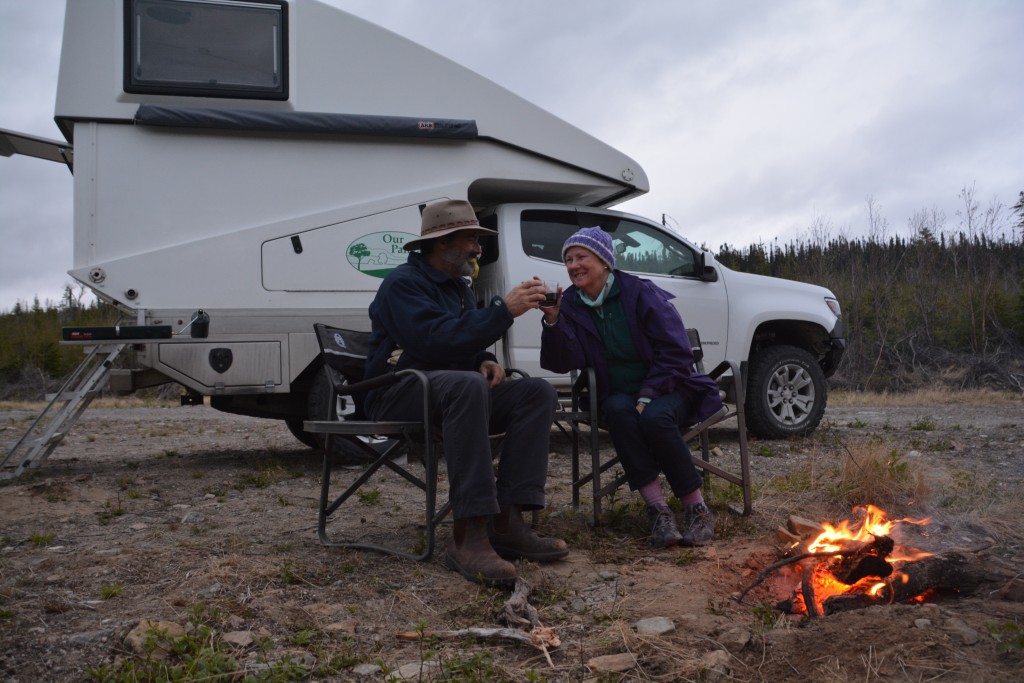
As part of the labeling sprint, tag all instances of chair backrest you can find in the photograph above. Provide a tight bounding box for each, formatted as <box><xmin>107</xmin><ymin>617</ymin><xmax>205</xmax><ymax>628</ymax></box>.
<box><xmin>686</xmin><ymin>328</ymin><xmax>705</xmax><ymax>368</ymax></box>
<box><xmin>313</xmin><ymin>323</ymin><xmax>370</xmax><ymax>383</ymax></box>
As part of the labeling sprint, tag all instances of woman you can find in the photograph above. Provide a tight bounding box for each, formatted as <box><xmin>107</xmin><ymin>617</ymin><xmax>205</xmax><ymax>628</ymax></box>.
<box><xmin>540</xmin><ymin>227</ymin><xmax>723</xmax><ymax>547</ymax></box>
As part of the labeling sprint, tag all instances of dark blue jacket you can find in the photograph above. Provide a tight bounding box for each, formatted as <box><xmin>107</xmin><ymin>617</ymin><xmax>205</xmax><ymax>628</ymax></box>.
<box><xmin>364</xmin><ymin>252</ymin><xmax>513</xmax><ymax>409</ymax></box>
<box><xmin>540</xmin><ymin>270</ymin><xmax>723</xmax><ymax>422</ymax></box>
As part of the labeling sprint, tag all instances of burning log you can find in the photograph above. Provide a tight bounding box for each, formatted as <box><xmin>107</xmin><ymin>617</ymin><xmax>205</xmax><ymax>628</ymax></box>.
<box><xmin>820</xmin><ymin>552</ymin><xmax>980</xmax><ymax>614</ymax></box>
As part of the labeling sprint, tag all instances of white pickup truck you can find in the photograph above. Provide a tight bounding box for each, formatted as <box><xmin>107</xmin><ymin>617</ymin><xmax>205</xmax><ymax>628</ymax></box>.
<box><xmin>3</xmin><ymin>0</ymin><xmax>844</xmax><ymax>445</ymax></box>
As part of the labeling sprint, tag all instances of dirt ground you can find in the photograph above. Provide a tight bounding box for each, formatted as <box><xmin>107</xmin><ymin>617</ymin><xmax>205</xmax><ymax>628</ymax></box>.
<box><xmin>1</xmin><ymin>392</ymin><xmax>1022</xmax><ymax>682</ymax></box>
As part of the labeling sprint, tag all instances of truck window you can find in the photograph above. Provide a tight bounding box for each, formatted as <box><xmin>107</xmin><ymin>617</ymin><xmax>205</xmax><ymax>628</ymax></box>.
<box><xmin>124</xmin><ymin>0</ymin><xmax>288</xmax><ymax>100</ymax></box>
<box><xmin>520</xmin><ymin>209</ymin><xmax>699</xmax><ymax>277</ymax></box>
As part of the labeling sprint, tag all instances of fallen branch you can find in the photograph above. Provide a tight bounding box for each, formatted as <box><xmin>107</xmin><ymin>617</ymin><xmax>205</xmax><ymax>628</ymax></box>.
<box><xmin>396</xmin><ymin>627</ymin><xmax>559</xmax><ymax>667</ymax></box>
<box><xmin>396</xmin><ymin>578</ymin><xmax>558</xmax><ymax>668</ymax></box>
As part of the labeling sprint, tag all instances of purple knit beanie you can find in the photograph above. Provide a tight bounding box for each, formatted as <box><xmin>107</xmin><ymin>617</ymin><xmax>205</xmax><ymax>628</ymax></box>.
<box><xmin>561</xmin><ymin>227</ymin><xmax>615</xmax><ymax>269</ymax></box>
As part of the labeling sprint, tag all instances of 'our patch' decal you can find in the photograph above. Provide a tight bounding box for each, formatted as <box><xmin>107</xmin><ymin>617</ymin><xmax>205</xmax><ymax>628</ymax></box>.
<box><xmin>346</xmin><ymin>232</ymin><xmax>417</xmax><ymax>279</ymax></box>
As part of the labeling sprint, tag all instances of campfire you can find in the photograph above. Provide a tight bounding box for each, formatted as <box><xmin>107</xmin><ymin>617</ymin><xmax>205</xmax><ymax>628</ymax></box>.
<box><xmin>737</xmin><ymin>505</ymin><xmax>986</xmax><ymax>617</ymax></box>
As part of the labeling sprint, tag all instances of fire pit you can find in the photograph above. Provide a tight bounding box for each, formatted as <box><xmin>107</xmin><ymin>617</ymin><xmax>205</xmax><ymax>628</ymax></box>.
<box><xmin>738</xmin><ymin>505</ymin><xmax>991</xmax><ymax>617</ymax></box>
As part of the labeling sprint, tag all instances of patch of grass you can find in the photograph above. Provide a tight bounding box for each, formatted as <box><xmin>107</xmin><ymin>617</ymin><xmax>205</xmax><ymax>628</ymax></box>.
<box><xmin>846</xmin><ymin>419</ymin><xmax>867</xmax><ymax>428</ymax></box>
<box><xmin>987</xmin><ymin>621</ymin><xmax>1024</xmax><ymax>653</ymax></box>
<box><xmin>910</xmin><ymin>418</ymin><xmax>937</xmax><ymax>432</ymax></box>
<box><xmin>757</xmin><ymin>444</ymin><xmax>776</xmax><ymax>457</ymax></box>
<box><xmin>939</xmin><ymin>470</ymin><xmax>1001</xmax><ymax>512</ymax></box>
<box><xmin>30</xmin><ymin>532</ymin><xmax>56</xmax><ymax>546</ymax></box>
<box><xmin>287</xmin><ymin>627</ymin><xmax>317</xmax><ymax>647</ymax></box>
<box><xmin>356</xmin><ymin>488</ymin><xmax>382</xmax><ymax>506</ymax></box>
<box><xmin>751</xmin><ymin>601</ymin><xmax>787</xmax><ymax>633</ymax></box>
<box><xmin>831</xmin><ymin>443</ymin><xmax>923</xmax><ymax>509</ymax></box>
<box><xmin>0</xmin><ymin>609</ymin><xmax>14</xmax><ymax>619</ymax></box>
<box><xmin>99</xmin><ymin>584</ymin><xmax>124</xmax><ymax>600</ymax></box>
<box><xmin>96</xmin><ymin>497</ymin><xmax>127</xmax><ymax>525</ymax></box>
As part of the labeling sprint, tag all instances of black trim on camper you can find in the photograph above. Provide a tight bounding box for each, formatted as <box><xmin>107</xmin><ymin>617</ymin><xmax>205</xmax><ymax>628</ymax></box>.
<box><xmin>124</xmin><ymin>0</ymin><xmax>289</xmax><ymax>101</ymax></box>
<box><xmin>134</xmin><ymin>105</ymin><xmax>480</xmax><ymax>139</ymax></box>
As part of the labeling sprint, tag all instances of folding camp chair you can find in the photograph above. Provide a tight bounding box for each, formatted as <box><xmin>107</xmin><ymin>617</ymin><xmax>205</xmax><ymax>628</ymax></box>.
<box><xmin>564</xmin><ymin>328</ymin><xmax>752</xmax><ymax>524</ymax></box>
<box><xmin>303</xmin><ymin>323</ymin><xmax>448</xmax><ymax>561</ymax></box>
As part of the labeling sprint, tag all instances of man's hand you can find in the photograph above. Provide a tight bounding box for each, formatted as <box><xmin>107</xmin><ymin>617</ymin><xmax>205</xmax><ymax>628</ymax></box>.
<box><xmin>479</xmin><ymin>360</ymin><xmax>506</xmax><ymax>387</ymax></box>
<box><xmin>502</xmin><ymin>279</ymin><xmax>547</xmax><ymax>317</ymax></box>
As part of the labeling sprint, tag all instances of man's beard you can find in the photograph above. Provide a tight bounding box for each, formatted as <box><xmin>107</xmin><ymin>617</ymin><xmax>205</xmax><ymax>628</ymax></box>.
<box><xmin>439</xmin><ymin>244</ymin><xmax>474</xmax><ymax>277</ymax></box>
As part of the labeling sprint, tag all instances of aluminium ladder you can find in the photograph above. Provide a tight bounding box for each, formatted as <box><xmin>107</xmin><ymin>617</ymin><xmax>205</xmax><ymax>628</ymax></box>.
<box><xmin>1</xmin><ymin>343</ymin><xmax>126</xmax><ymax>479</ymax></box>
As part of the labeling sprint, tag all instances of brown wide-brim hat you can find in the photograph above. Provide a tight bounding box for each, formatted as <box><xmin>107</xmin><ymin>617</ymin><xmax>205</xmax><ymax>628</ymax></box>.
<box><xmin>404</xmin><ymin>199</ymin><xmax>497</xmax><ymax>251</ymax></box>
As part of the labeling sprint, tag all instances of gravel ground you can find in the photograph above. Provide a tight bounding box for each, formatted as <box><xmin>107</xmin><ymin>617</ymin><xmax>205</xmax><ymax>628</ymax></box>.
<box><xmin>1</xmin><ymin>393</ymin><xmax>1022</xmax><ymax>681</ymax></box>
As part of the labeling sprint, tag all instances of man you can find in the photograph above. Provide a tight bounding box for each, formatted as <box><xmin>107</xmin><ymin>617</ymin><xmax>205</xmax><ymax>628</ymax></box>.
<box><xmin>363</xmin><ymin>199</ymin><xmax>568</xmax><ymax>586</ymax></box>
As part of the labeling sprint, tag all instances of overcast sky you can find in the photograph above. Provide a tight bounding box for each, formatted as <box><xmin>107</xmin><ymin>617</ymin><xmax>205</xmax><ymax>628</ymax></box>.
<box><xmin>1</xmin><ymin>0</ymin><xmax>1021</xmax><ymax>312</ymax></box>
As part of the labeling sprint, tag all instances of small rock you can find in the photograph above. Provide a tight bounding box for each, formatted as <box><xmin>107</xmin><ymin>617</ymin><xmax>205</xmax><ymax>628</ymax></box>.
<box><xmin>352</xmin><ymin>663</ymin><xmax>382</xmax><ymax>676</ymax></box>
<box><xmin>943</xmin><ymin>617</ymin><xmax>980</xmax><ymax>645</ymax></box>
<box><xmin>597</xmin><ymin>570</ymin><xmax>618</xmax><ymax>581</ymax></box>
<box><xmin>387</xmin><ymin>660</ymin><xmax>441</xmax><ymax>681</ymax></box>
<box><xmin>197</xmin><ymin>582</ymin><xmax>223</xmax><ymax>598</ymax></box>
<box><xmin>181</xmin><ymin>511</ymin><xmax>205</xmax><ymax>524</ymax></box>
<box><xmin>718</xmin><ymin>626</ymin><xmax>751</xmax><ymax>652</ymax></box>
<box><xmin>125</xmin><ymin>620</ymin><xmax>186</xmax><ymax>658</ymax></box>
<box><xmin>68</xmin><ymin>629</ymin><xmax>114</xmax><ymax>645</ymax></box>
<box><xmin>586</xmin><ymin>653</ymin><xmax>637</xmax><ymax>673</ymax></box>
<box><xmin>222</xmin><ymin>630</ymin><xmax>254</xmax><ymax>648</ymax></box>
<box><xmin>701</xmin><ymin>649</ymin><xmax>732</xmax><ymax>682</ymax></box>
<box><xmin>913</xmin><ymin>619</ymin><xmax>932</xmax><ymax>629</ymax></box>
<box><xmin>324</xmin><ymin>620</ymin><xmax>359</xmax><ymax>636</ymax></box>
<box><xmin>635</xmin><ymin>617</ymin><xmax>675</xmax><ymax>635</ymax></box>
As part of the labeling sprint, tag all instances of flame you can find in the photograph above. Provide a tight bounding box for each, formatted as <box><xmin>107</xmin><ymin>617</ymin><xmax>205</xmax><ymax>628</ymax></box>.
<box><xmin>795</xmin><ymin>505</ymin><xmax>933</xmax><ymax>615</ymax></box>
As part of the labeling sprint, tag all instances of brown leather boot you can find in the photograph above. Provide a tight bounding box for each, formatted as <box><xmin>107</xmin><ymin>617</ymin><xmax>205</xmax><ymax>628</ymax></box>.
<box><xmin>489</xmin><ymin>505</ymin><xmax>569</xmax><ymax>562</ymax></box>
<box><xmin>445</xmin><ymin>516</ymin><xmax>517</xmax><ymax>587</ymax></box>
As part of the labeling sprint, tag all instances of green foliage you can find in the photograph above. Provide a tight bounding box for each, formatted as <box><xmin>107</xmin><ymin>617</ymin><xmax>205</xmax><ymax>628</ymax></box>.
<box><xmin>0</xmin><ymin>293</ymin><xmax>120</xmax><ymax>396</ymax></box>
<box><xmin>30</xmin><ymin>532</ymin><xmax>56</xmax><ymax>546</ymax></box>
<box><xmin>987</xmin><ymin>620</ymin><xmax>1024</xmax><ymax>653</ymax></box>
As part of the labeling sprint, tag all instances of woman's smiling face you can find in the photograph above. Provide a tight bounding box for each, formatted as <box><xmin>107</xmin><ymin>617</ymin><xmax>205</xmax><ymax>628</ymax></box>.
<box><xmin>563</xmin><ymin>246</ymin><xmax>609</xmax><ymax>299</ymax></box>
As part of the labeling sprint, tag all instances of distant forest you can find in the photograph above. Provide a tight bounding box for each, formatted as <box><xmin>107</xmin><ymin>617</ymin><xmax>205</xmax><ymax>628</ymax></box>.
<box><xmin>1</xmin><ymin>189</ymin><xmax>1022</xmax><ymax>400</ymax></box>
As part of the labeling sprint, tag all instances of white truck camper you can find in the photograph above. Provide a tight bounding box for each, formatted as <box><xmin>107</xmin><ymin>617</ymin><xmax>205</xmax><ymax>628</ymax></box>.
<box><xmin>4</xmin><ymin>0</ymin><xmax>845</xmax><ymax>458</ymax></box>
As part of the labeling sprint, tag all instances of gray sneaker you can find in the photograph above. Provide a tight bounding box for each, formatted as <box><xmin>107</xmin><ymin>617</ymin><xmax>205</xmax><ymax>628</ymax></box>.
<box><xmin>681</xmin><ymin>503</ymin><xmax>715</xmax><ymax>546</ymax></box>
<box><xmin>647</xmin><ymin>505</ymin><xmax>683</xmax><ymax>548</ymax></box>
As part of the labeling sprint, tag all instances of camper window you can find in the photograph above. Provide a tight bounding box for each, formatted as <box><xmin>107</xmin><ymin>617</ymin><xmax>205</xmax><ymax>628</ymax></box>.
<box><xmin>124</xmin><ymin>0</ymin><xmax>288</xmax><ymax>100</ymax></box>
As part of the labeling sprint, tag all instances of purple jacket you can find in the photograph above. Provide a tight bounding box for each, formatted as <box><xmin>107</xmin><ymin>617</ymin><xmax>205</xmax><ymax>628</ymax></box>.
<box><xmin>540</xmin><ymin>270</ymin><xmax>723</xmax><ymax>422</ymax></box>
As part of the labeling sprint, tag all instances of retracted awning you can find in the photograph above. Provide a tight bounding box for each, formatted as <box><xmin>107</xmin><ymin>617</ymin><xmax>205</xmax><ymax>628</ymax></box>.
<box><xmin>0</xmin><ymin>128</ymin><xmax>73</xmax><ymax>171</ymax></box>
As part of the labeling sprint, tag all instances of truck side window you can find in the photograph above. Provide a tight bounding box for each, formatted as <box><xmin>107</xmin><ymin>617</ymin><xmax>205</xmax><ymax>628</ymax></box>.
<box><xmin>520</xmin><ymin>210</ymin><xmax>698</xmax><ymax>278</ymax></box>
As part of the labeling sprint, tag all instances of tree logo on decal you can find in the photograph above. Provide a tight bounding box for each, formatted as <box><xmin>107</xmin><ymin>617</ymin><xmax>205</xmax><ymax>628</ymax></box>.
<box><xmin>346</xmin><ymin>232</ymin><xmax>418</xmax><ymax>279</ymax></box>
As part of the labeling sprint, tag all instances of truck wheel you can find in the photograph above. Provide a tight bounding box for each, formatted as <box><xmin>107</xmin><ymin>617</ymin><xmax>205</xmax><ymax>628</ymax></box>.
<box><xmin>745</xmin><ymin>345</ymin><xmax>826</xmax><ymax>438</ymax></box>
<box><xmin>285</xmin><ymin>417</ymin><xmax>320</xmax><ymax>449</ymax></box>
<box><xmin>303</xmin><ymin>366</ymin><xmax>373</xmax><ymax>465</ymax></box>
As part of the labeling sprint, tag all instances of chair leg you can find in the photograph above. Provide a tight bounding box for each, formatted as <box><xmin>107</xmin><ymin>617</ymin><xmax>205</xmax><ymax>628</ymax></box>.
<box><xmin>317</xmin><ymin>433</ymin><xmax>441</xmax><ymax>561</ymax></box>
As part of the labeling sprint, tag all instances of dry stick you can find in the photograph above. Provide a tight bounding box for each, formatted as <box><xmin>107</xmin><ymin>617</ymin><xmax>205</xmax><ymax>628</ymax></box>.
<box><xmin>396</xmin><ymin>627</ymin><xmax>559</xmax><ymax>668</ymax></box>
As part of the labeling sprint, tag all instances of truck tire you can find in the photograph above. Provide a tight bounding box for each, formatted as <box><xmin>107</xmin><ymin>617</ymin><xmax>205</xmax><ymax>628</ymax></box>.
<box><xmin>745</xmin><ymin>345</ymin><xmax>826</xmax><ymax>438</ymax></box>
<box><xmin>285</xmin><ymin>417</ymin><xmax>320</xmax><ymax>449</ymax></box>
<box><xmin>302</xmin><ymin>366</ymin><xmax>372</xmax><ymax>465</ymax></box>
